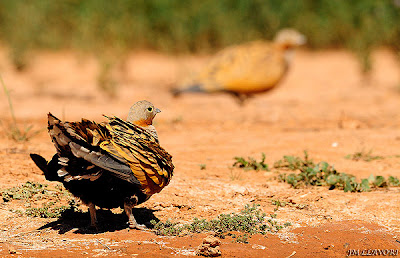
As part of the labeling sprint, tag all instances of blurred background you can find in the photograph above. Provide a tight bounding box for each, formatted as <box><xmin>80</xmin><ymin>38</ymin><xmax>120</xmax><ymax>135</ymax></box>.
<box><xmin>1</xmin><ymin>0</ymin><xmax>400</xmax><ymax>74</ymax></box>
<box><xmin>0</xmin><ymin>0</ymin><xmax>400</xmax><ymax>130</ymax></box>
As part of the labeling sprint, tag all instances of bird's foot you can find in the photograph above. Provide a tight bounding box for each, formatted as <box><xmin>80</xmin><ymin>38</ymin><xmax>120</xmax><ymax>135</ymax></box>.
<box><xmin>124</xmin><ymin>195</ymin><xmax>148</xmax><ymax>230</ymax></box>
<box><xmin>127</xmin><ymin>220</ymin><xmax>147</xmax><ymax>230</ymax></box>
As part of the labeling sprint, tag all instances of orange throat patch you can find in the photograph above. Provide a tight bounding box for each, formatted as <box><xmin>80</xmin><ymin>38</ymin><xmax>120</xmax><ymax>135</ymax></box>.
<box><xmin>132</xmin><ymin>119</ymin><xmax>152</xmax><ymax>128</ymax></box>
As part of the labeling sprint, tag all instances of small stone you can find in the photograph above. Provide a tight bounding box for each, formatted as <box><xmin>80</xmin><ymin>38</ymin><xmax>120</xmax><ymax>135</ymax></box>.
<box><xmin>196</xmin><ymin>235</ymin><xmax>221</xmax><ymax>257</ymax></box>
<box><xmin>196</xmin><ymin>244</ymin><xmax>221</xmax><ymax>257</ymax></box>
<box><xmin>203</xmin><ymin>235</ymin><xmax>221</xmax><ymax>247</ymax></box>
<box><xmin>252</xmin><ymin>244</ymin><xmax>266</xmax><ymax>250</ymax></box>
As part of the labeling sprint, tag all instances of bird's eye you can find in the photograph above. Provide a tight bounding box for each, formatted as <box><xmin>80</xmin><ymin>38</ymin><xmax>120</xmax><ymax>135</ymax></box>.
<box><xmin>147</xmin><ymin>107</ymin><xmax>153</xmax><ymax>112</ymax></box>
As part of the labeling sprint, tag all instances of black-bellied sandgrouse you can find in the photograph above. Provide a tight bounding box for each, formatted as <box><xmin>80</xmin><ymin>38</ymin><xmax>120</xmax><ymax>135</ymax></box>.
<box><xmin>30</xmin><ymin>100</ymin><xmax>174</xmax><ymax>230</ymax></box>
<box><xmin>172</xmin><ymin>29</ymin><xmax>306</xmax><ymax>103</ymax></box>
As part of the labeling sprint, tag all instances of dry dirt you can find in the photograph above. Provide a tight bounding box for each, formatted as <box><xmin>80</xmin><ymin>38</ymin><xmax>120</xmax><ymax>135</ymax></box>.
<box><xmin>0</xmin><ymin>47</ymin><xmax>400</xmax><ymax>257</ymax></box>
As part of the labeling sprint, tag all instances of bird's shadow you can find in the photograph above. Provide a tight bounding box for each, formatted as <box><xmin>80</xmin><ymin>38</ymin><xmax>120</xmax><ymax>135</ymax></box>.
<box><xmin>38</xmin><ymin>207</ymin><xmax>160</xmax><ymax>234</ymax></box>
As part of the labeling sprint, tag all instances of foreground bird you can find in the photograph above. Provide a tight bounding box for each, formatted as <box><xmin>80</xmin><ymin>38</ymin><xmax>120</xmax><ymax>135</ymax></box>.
<box><xmin>172</xmin><ymin>29</ymin><xmax>306</xmax><ymax>103</ymax></box>
<box><xmin>30</xmin><ymin>100</ymin><xmax>174</xmax><ymax>229</ymax></box>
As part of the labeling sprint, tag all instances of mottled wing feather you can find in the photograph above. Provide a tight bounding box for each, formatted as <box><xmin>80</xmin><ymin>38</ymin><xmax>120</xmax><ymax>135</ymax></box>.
<box><xmin>100</xmin><ymin>116</ymin><xmax>174</xmax><ymax>195</ymax></box>
<box><xmin>48</xmin><ymin>114</ymin><xmax>135</xmax><ymax>183</ymax></box>
<box><xmin>47</xmin><ymin>113</ymin><xmax>173</xmax><ymax>196</ymax></box>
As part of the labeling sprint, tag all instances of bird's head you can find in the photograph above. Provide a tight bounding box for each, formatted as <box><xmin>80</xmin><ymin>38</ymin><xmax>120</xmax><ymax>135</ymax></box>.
<box><xmin>274</xmin><ymin>29</ymin><xmax>306</xmax><ymax>49</ymax></box>
<box><xmin>127</xmin><ymin>100</ymin><xmax>161</xmax><ymax>126</ymax></box>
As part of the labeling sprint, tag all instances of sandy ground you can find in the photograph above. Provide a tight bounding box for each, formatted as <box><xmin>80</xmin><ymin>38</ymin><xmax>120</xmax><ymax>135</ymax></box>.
<box><xmin>0</xmin><ymin>47</ymin><xmax>400</xmax><ymax>257</ymax></box>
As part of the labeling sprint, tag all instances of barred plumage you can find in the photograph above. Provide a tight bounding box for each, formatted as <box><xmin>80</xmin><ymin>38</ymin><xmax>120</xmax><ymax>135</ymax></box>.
<box><xmin>30</xmin><ymin>100</ymin><xmax>174</xmax><ymax>229</ymax></box>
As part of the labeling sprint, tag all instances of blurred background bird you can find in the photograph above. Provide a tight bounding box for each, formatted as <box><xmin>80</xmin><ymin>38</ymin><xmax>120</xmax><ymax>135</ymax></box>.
<box><xmin>172</xmin><ymin>29</ymin><xmax>306</xmax><ymax>103</ymax></box>
<box><xmin>30</xmin><ymin>100</ymin><xmax>174</xmax><ymax>230</ymax></box>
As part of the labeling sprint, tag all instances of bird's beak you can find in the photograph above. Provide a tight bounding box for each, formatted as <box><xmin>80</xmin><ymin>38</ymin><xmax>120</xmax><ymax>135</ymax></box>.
<box><xmin>156</xmin><ymin>108</ymin><xmax>161</xmax><ymax>113</ymax></box>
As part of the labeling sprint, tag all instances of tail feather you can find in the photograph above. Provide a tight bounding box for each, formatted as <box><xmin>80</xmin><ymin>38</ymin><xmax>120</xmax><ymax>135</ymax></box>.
<box><xmin>30</xmin><ymin>153</ymin><xmax>61</xmax><ymax>181</ymax></box>
<box><xmin>30</xmin><ymin>154</ymin><xmax>48</xmax><ymax>173</ymax></box>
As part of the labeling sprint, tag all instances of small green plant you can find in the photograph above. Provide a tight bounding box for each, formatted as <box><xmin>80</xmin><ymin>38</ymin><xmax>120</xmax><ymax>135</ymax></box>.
<box><xmin>388</xmin><ymin>176</ymin><xmax>400</xmax><ymax>186</ymax></box>
<box><xmin>25</xmin><ymin>202</ymin><xmax>69</xmax><ymax>218</ymax></box>
<box><xmin>1</xmin><ymin>75</ymin><xmax>40</xmax><ymax>141</ymax></box>
<box><xmin>151</xmin><ymin>219</ymin><xmax>183</xmax><ymax>236</ymax></box>
<box><xmin>151</xmin><ymin>204</ymin><xmax>290</xmax><ymax>242</ymax></box>
<box><xmin>273</xmin><ymin>151</ymin><xmax>314</xmax><ymax>170</ymax></box>
<box><xmin>345</xmin><ymin>150</ymin><xmax>384</xmax><ymax>162</ymax></box>
<box><xmin>199</xmin><ymin>164</ymin><xmax>207</xmax><ymax>170</ymax></box>
<box><xmin>234</xmin><ymin>233</ymin><xmax>249</xmax><ymax>244</ymax></box>
<box><xmin>1</xmin><ymin>182</ymin><xmax>74</xmax><ymax>202</ymax></box>
<box><xmin>1</xmin><ymin>182</ymin><xmax>78</xmax><ymax>219</ymax></box>
<box><xmin>368</xmin><ymin>174</ymin><xmax>386</xmax><ymax>187</ymax></box>
<box><xmin>1</xmin><ymin>181</ymin><xmax>47</xmax><ymax>202</ymax></box>
<box><xmin>24</xmin><ymin>199</ymin><xmax>82</xmax><ymax>219</ymax></box>
<box><xmin>271</xmin><ymin>199</ymin><xmax>287</xmax><ymax>211</ymax></box>
<box><xmin>275</xmin><ymin>152</ymin><xmax>400</xmax><ymax>192</ymax></box>
<box><xmin>271</xmin><ymin>199</ymin><xmax>307</xmax><ymax>211</ymax></box>
<box><xmin>271</xmin><ymin>199</ymin><xmax>294</xmax><ymax>211</ymax></box>
<box><xmin>233</xmin><ymin>153</ymin><xmax>269</xmax><ymax>171</ymax></box>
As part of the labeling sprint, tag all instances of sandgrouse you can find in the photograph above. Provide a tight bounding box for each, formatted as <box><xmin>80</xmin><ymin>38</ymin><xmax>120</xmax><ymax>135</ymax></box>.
<box><xmin>172</xmin><ymin>29</ymin><xmax>306</xmax><ymax>103</ymax></box>
<box><xmin>30</xmin><ymin>100</ymin><xmax>174</xmax><ymax>230</ymax></box>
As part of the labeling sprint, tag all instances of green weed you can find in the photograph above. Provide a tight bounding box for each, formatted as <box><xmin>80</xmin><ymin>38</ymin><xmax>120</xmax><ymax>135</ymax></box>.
<box><xmin>388</xmin><ymin>176</ymin><xmax>400</xmax><ymax>186</ymax></box>
<box><xmin>1</xmin><ymin>182</ymin><xmax>77</xmax><ymax>219</ymax></box>
<box><xmin>275</xmin><ymin>152</ymin><xmax>400</xmax><ymax>192</ymax></box>
<box><xmin>271</xmin><ymin>199</ymin><xmax>287</xmax><ymax>212</ymax></box>
<box><xmin>25</xmin><ymin>202</ymin><xmax>69</xmax><ymax>218</ymax></box>
<box><xmin>233</xmin><ymin>233</ymin><xmax>249</xmax><ymax>244</ymax></box>
<box><xmin>233</xmin><ymin>153</ymin><xmax>269</xmax><ymax>171</ymax></box>
<box><xmin>151</xmin><ymin>204</ymin><xmax>290</xmax><ymax>242</ymax></box>
<box><xmin>271</xmin><ymin>199</ymin><xmax>307</xmax><ymax>211</ymax></box>
<box><xmin>345</xmin><ymin>150</ymin><xmax>384</xmax><ymax>162</ymax></box>
<box><xmin>273</xmin><ymin>151</ymin><xmax>314</xmax><ymax>171</ymax></box>
<box><xmin>1</xmin><ymin>181</ymin><xmax>48</xmax><ymax>202</ymax></box>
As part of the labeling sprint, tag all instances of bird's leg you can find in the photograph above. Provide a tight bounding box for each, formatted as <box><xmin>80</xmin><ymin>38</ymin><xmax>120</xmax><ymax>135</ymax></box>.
<box><xmin>124</xmin><ymin>195</ymin><xmax>147</xmax><ymax>230</ymax></box>
<box><xmin>232</xmin><ymin>92</ymin><xmax>249</xmax><ymax>105</ymax></box>
<box><xmin>88</xmin><ymin>202</ymin><xmax>97</xmax><ymax>228</ymax></box>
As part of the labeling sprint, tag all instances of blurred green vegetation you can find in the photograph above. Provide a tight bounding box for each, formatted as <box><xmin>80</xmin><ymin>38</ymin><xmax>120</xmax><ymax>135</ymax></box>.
<box><xmin>0</xmin><ymin>0</ymin><xmax>399</xmax><ymax>72</ymax></box>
